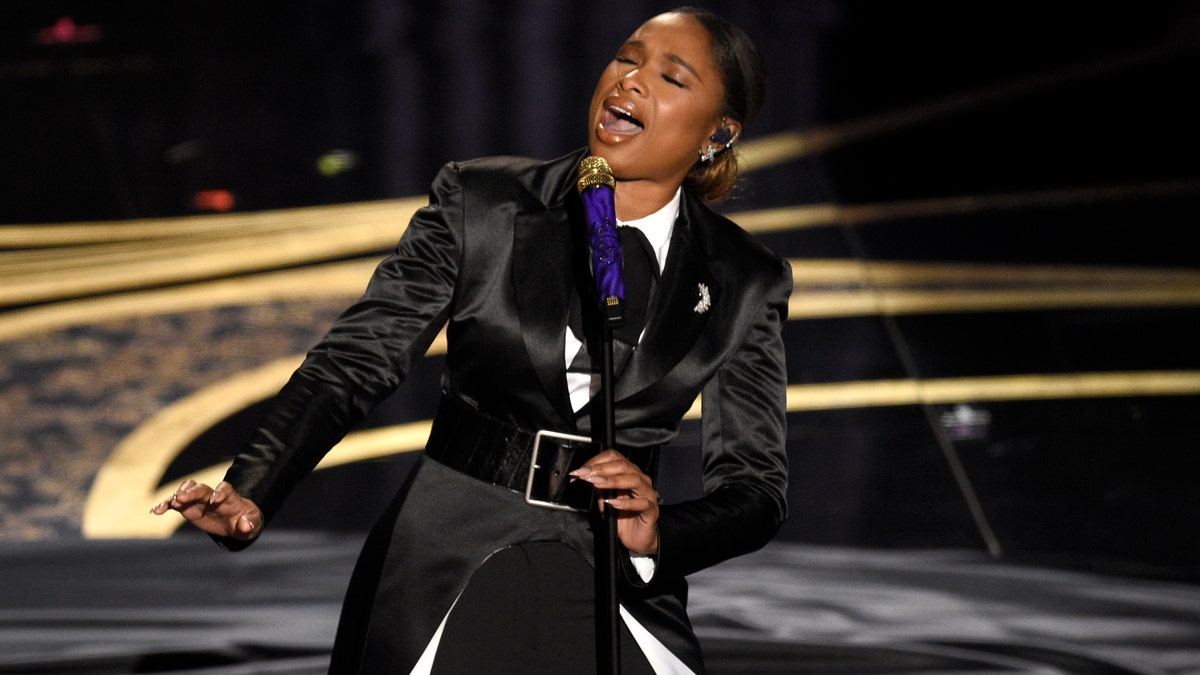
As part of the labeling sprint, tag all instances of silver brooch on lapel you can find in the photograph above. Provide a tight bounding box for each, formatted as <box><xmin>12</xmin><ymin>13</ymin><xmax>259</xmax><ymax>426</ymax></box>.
<box><xmin>693</xmin><ymin>283</ymin><xmax>711</xmax><ymax>314</ymax></box>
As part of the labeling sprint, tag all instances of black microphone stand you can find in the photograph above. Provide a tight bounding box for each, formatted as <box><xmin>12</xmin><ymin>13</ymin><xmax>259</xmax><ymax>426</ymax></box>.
<box><xmin>597</xmin><ymin>301</ymin><xmax>621</xmax><ymax>675</ymax></box>
<box><xmin>577</xmin><ymin>155</ymin><xmax>623</xmax><ymax>674</ymax></box>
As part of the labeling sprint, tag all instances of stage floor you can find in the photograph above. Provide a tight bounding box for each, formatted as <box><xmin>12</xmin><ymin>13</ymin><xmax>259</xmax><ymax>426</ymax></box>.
<box><xmin>1</xmin><ymin>532</ymin><xmax>1197</xmax><ymax>674</ymax></box>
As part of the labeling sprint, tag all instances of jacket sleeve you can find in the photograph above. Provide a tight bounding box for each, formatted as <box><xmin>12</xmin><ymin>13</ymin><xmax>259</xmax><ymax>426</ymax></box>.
<box><xmin>213</xmin><ymin>162</ymin><xmax>466</xmax><ymax>550</ymax></box>
<box><xmin>651</xmin><ymin>256</ymin><xmax>792</xmax><ymax>579</ymax></box>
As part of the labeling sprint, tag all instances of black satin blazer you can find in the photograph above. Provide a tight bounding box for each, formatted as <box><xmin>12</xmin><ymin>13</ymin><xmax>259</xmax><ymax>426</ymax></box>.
<box><xmin>222</xmin><ymin>148</ymin><xmax>793</xmax><ymax>671</ymax></box>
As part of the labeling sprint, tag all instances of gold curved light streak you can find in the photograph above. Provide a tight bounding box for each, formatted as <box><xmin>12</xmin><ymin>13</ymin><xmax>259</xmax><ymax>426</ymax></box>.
<box><xmin>787</xmin><ymin>283</ymin><xmax>1200</xmax><ymax>319</ymax></box>
<box><xmin>4</xmin><ymin>181</ymin><xmax>1200</xmax><ymax>339</ymax></box>
<box><xmin>0</xmin><ymin>198</ymin><xmax>424</xmax><ymax>248</ymax></box>
<box><xmin>3</xmin><ymin>255</ymin><xmax>1197</xmax><ymax>341</ymax></box>
<box><xmin>83</xmin><ymin>363</ymin><xmax>1200</xmax><ymax>539</ymax></box>
<box><xmin>0</xmin><ymin>260</ymin><xmax>381</xmax><ymax>341</ymax></box>
<box><xmin>0</xmin><ymin>198</ymin><xmax>423</xmax><ymax>307</ymax></box>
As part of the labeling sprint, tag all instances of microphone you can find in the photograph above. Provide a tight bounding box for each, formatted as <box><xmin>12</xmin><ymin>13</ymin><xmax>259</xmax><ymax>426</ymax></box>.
<box><xmin>577</xmin><ymin>155</ymin><xmax>625</xmax><ymax>327</ymax></box>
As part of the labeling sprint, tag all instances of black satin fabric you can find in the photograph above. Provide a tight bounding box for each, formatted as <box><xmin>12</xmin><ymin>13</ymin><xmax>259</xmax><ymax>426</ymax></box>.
<box><xmin>220</xmin><ymin>148</ymin><xmax>793</xmax><ymax>673</ymax></box>
<box><xmin>431</xmin><ymin>541</ymin><xmax>656</xmax><ymax>675</ymax></box>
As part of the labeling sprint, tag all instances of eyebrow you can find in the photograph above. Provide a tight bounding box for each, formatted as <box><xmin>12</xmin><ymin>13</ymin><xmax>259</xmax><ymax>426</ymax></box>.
<box><xmin>625</xmin><ymin>40</ymin><xmax>703</xmax><ymax>83</ymax></box>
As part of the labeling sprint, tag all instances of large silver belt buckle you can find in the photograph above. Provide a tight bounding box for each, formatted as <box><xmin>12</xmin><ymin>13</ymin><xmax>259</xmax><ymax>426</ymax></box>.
<box><xmin>524</xmin><ymin>430</ymin><xmax>597</xmax><ymax>512</ymax></box>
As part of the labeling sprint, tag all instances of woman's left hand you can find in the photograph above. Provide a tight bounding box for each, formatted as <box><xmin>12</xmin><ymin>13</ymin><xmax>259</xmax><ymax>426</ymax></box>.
<box><xmin>571</xmin><ymin>449</ymin><xmax>659</xmax><ymax>555</ymax></box>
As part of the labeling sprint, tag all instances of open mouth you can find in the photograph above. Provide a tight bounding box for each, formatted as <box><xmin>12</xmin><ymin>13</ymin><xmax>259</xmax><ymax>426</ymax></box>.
<box><xmin>600</xmin><ymin>105</ymin><xmax>644</xmax><ymax>135</ymax></box>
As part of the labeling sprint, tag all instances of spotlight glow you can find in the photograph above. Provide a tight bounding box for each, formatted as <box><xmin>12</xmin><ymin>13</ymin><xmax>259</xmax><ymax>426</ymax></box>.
<box><xmin>193</xmin><ymin>190</ymin><xmax>235</xmax><ymax>213</ymax></box>
<box><xmin>316</xmin><ymin>150</ymin><xmax>358</xmax><ymax>177</ymax></box>
<box><xmin>36</xmin><ymin>17</ymin><xmax>102</xmax><ymax>45</ymax></box>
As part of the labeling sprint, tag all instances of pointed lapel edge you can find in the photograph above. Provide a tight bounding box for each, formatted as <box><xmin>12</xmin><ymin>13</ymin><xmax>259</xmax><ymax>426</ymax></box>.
<box><xmin>615</xmin><ymin>198</ymin><xmax>718</xmax><ymax>400</ymax></box>
<box><xmin>511</xmin><ymin>152</ymin><xmax>588</xmax><ymax>426</ymax></box>
<box><xmin>513</xmin><ymin>206</ymin><xmax>578</xmax><ymax>427</ymax></box>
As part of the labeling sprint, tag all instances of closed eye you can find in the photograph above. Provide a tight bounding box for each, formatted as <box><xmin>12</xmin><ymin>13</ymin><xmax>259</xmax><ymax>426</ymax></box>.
<box><xmin>663</xmin><ymin>74</ymin><xmax>685</xmax><ymax>88</ymax></box>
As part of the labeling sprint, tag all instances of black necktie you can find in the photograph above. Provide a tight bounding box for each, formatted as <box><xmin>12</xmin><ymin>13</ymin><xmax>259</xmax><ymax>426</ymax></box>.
<box><xmin>614</xmin><ymin>225</ymin><xmax>659</xmax><ymax>345</ymax></box>
<box><xmin>567</xmin><ymin>225</ymin><xmax>659</xmax><ymax>381</ymax></box>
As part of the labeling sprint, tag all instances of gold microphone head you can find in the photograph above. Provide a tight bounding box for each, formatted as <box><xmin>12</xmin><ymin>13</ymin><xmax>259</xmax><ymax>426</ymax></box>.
<box><xmin>577</xmin><ymin>155</ymin><xmax>615</xmax><ymax>193</ymax></box>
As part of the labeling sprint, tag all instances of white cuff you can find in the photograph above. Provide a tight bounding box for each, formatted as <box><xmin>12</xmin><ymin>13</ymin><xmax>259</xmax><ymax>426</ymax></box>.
<box><xmin>629</xmin><ymin>552</ymin><xmax>657</xmax><ymax>583</ymax></box>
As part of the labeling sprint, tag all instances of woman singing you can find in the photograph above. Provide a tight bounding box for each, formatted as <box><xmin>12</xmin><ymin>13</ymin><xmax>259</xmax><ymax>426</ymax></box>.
<box><xmin>153</xmin><ymin>7</ymin><xmax>791</xmax><ymax>673</ymax></box>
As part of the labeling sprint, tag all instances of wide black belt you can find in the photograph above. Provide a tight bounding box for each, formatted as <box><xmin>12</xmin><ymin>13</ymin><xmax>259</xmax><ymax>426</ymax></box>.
<box><xmin>425</xmin><ymin>393</ymin><xmax>660</xmax><ymax>507</ymax></box>
<box><xmin>425</xmin><ymin>393</ymin><xmax>543</xmax><ymax>493</ymax></box>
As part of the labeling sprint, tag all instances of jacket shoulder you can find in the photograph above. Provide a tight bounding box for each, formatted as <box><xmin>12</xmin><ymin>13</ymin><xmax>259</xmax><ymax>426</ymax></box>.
<box><xmin>445</xmin><ymin>149</ymin><xmax>585</xmax><ymax>205</ymax></box>
<box><xmin>453</xmin><ymin>154</ymin><xmax>545</xmax><ymax>176</ymax></box>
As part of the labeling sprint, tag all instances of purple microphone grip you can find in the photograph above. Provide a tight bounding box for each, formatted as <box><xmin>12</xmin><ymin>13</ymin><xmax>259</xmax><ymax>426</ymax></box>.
<box><xmin>577</xmin><ymin>156</ymin><xmax>625</xmax><ymax>325</ymax></box>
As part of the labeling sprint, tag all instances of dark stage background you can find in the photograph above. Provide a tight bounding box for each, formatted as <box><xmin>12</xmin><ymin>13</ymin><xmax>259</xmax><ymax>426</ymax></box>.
<box><xmin>2</xmin><ymin>1</ymin><xmax>1200</xmax><ymax>672</ymax></box>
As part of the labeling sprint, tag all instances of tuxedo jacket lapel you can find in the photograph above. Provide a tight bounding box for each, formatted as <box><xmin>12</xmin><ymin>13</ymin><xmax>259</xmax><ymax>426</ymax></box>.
<box><xmin>616</xmin><ymin>201</ymin><xmax>717</xmax><ymax>402</ymax></box>
<box><xmin>511</xmin><ymin>158</ymin><xmax>588</xmax><ymax>428</ymax></box>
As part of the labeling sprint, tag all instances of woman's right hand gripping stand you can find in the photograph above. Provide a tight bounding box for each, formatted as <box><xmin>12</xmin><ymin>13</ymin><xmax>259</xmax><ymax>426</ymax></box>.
<box><xmin>150</xmin><ymin>479</ymin><xmax>264</xmax><ymax>541</ymax></box>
